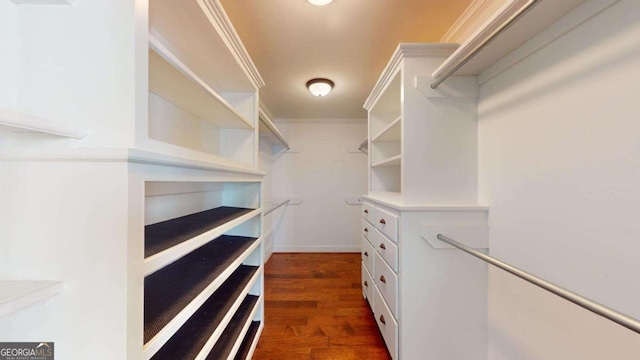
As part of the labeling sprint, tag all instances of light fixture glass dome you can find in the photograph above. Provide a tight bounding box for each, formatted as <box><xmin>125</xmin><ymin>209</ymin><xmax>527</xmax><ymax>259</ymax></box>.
<box><xmin>306</xmin><ymin>78</ymin><xmax>334</xmax><ymax>97</ymax></box>
<box><xmin>308</xmin><ymin>0</ymin><xmax>333</xmax><ymax>6</ymax></box>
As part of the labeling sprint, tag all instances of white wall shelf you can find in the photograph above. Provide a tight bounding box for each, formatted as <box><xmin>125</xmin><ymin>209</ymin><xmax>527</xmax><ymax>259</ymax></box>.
<box><xmin>372</xmin><ymin>155</ymin><xmax>401</xmax><ymax>168</ymax></box>
<box><xmin>0</xmin><ymin>108</ymin><xmax>87</xmax><ymax>139</ymax></box>
<box><xmin>372</xmin><ymin>115</ymin><xmax>401</xmax><ymax>142</ymax></box>
<box><xmin>434</xmin><ymin>0</ymin><xmax>587</xmax><ymax>82</ymax></box>
<box><xmin>0</xmin><ymin>281</ymin><xmax>63</xmax><ymax>318</ymax></box>
<box><xmin>144</xmin><ymin>208</ymin><xmax>261</xmax><ymax>276</ymax></box>
<box><xmin>258</xmin><ymin>108</ymin><xmax>289</xmax><ymax>149</ymax></box>
<box><xmin>149</xmin><ymin>37</ymin><xmax>254</xmax><ymax>130</ymax></box>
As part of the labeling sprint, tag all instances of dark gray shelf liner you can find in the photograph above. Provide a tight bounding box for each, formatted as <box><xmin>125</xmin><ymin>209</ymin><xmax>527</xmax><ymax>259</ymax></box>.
<box><xmin>151</xmin><ymin>265</ymin><xmax>259</xmax><ymax>360</ymax></box>
<box><xmin>233</xmin><ymin>321</ymin><xmax>261</xmax><ymax>360</ymax></box>
<box><xmin>205</xmin><ymin>295</ymin><xmax>259</xmax><ymax>360</ymax></box>
<box><xmin>145</xmin><ymin>206</ymin><xmax>255</xmax><ymax>258</ymax></box>
<box><xmin>144</xmin><ymin>235</ymin><xmax>258</xmax><ymax>343</ymax></box>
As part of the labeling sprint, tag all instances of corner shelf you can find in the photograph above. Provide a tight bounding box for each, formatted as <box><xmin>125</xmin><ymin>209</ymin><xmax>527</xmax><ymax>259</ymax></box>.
<box><xmin>0</xmin><ymin>281</ymin><xmax>64</xmax><ymax>318</ymax></box>
<box><xmin>372</xmin><ymin>155</ymin><xmax>401</xmax><ymax>168</ymax></box>
<box><xmin>144</xmin><ymin>206</ymin><xmax>261</xmax><ymax>275</ymax></box>
<box><xmin>150</xmin><ymin>265</ymin><xmax>261</xmax><ymax>359</ymax></box>
<box><xmin>0</xmin><ymin>108</ymin><xmax>87</xmax><ymax>139</ymax></box>
<box><xmin>149</xmin><ymin>36</ymin><xmax>254</xmax><ymax>130</ymax></box>
<box><xmin>143</xmin><ymin>236</ymin><xmax>261</xmax><ymax>359</ymax></box>
<box><xmin>371</xmin><ymin>115</ymin><xmax>401</xmax><ymax>142</ymax></box>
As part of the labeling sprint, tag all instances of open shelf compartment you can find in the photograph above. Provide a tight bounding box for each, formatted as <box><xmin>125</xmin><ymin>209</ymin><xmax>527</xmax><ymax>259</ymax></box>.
<box><xmin>149</xmin><ymin>38</ymin><xmax>253</xmax><ymax>131</ymax></box>
<box><xmin>372</xmin><ymin>115</ymin><xmax>401</xmax><ymax>142</ymax></box>
<box><xmin>206</xmin><ymin>295</ymin><xmax>261</xmax><ymax>360</ymax></box>
<box><xmin>143</xmin><ymin>236</ymin><xmax>261</xmax><ymax>358</ymax></box>
<box><xmin>233</xmin><ymin>321</ymin><xmax>261</xmax><ymax>360</ymax></box>
<box><xmin>150</xmin><ymin>265</ymin><xmax>261</xmax><ymax>360</ymax></box>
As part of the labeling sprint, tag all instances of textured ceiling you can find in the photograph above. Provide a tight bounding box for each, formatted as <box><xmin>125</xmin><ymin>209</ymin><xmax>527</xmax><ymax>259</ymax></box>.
<box><xmin>222</xmin><ymin>0</ymin><xmax>473</xmax><ymax>119</ymax></box>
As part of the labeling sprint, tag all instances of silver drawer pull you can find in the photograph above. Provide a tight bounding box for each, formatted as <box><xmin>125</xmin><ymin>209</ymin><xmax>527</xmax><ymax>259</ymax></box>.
<box><xmin>379</xmin><ymin>243</ymin><xmax>386</xmax><ymax>250</ymax></box>
<box><xmin>379</xmin><ymin>218</ymin><xmax>386</xmax><ymax>225</ymax></box>
<box><xmin>364</xmin><ymin>280</ymin><xmax>368</xmax><ymax>287</ymax></box>
<box><xmin>379</xmin><ymin>314</ymin><xmax>386</xmax><ymax>324</ymax></box>
<box><xmin>379</xmin><ymin>275</ymin><xmax>386</xmax><ymax>283</ymax></box>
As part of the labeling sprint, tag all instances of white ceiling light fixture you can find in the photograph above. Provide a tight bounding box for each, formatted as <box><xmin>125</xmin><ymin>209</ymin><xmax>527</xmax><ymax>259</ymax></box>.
<box><xmin>306</xmin><ymin>78</ymin><xmax>334</xmax><ymax>97</ymax></box>
<box><xmin>307</xmin><ymin>0</ymin><xmax>333</xmax><ymax>6</ymax></box>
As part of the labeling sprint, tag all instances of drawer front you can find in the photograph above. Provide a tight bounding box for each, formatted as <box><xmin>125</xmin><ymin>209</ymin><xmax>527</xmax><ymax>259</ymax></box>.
<box><xmin>362</xmin><ymin>218</ymin><xmax>373</xmax><ymax>242</ymax></box>
<box><xmin>374</xmin><ymin>228</ymin><xmax>398</xmax><ymax>271</ymax></box>
<box><xmin>361</xmin><ymin>236</ymin><xmax>374</xmax><ymax>275</ymax></box>
<box><xmin>374</xmin><ymin>286</ymin><xmax>398</xmax><ymax>360</ymax></box>
<box><xmin>361</xmin><ymin>263</ymin><xmax>374</xmax><ymax>309</ymax></box>
<box><xmin>362</xmin><ymin>202</ymin><xmax>374</xmax><ymax>223</ymax></box>
<box><xmin>374</xmin><ymin>251</ymin><xmax>398</xmax><ymax>318</ymax></box>
<box><xmin>374</xmin><ymin>207</ymin><xmax>398</xmax><ymax>242</ymax></box>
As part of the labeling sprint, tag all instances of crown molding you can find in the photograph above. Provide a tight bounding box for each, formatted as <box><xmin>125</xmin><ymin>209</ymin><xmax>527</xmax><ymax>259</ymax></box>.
<box><xmin>440</xmin><ymin>0</ymin><xmax>506</xmax><ymax>43</ymax></box>
<box><xmin>198</xmin><ymin>0</ymin><xmax>265</xmax><ymax>89</ymax></box>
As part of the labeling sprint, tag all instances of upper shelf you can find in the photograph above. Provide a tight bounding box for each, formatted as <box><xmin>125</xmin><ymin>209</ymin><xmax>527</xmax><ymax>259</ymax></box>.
<box><xmin>0</xmin><ymin>108</ymin><xmax>87</xmax><ymax>139</ymax></box>
<box><xmin>372</xmin><ymin>116</ymin><xmax>401</xmax><ymax>142</ymax></box>
<box><xmin>258</xmin><ymin>108</ymin><xmax>289</xmax><ymax>149</ymax></box>
<box><xmin>149</xmin><ymin>37</ymin><xmax>254</xmax><ymax>130</ymax></box>
<box><xmin>433</xmin><ymin>0</ymin><xmax>587</xmax><ymax>81</ymax></box>
<box><xmin>144</xmin><ymin>206</ymin><xmax>261</xmax><ymax>276</ymax></box>
<box><xmin>149</xmin><ymin>0</ymin><xmax>264</xmax><ymax>92</ymax></box>
<box><xmin>0</xmin><ymin>281</ymin><xmax>64</xmax><ymax>317</ymax></box>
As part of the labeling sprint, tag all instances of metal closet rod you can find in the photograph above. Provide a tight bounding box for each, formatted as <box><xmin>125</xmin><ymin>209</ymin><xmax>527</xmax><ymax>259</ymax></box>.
<box><xmin>436</xmin><ymin>234</ymin><xmax>640</xmax><ymax>335</ymax></box>
<box><xmin>264</xmin><ymin>199</ymin><xmax>290</xmax><ymax>216</ymax></box>
<box><xmin>431</xmin><ymin>0</ymin><xmax>540</xmax><ymax>89</ymax></box>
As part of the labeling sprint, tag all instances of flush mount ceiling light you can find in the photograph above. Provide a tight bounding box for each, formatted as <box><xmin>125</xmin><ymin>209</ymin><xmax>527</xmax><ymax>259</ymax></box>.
<box><xmin>306</xmin><ymin>78</ymin><xmax>334</xmax><ymax>97</ymax></box>
<box><xmin>308</xmin><ymin>0</ymin><xmax>333</xmax><ymax>5</ymax></box>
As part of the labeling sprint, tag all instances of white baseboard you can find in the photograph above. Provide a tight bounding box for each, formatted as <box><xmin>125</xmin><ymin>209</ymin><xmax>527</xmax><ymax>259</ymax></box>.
<box><xmin>273</xmin><ymin>245</ymin><xmax>361</xmax><ymax>253</ymax></box>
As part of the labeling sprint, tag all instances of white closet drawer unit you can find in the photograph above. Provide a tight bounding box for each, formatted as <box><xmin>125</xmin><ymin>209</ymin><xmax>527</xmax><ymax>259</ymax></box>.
<box><xmin>374</xmin><ymin>228</ymin><xmax>398</xmax><ymax>271</ymax></box>
<box><xmin>374</xmin><ymin>251</ymin><xmax>398</xmax><ymax>318</ymax></box>
<box><xmin>362</xmin><ymin>236</ymin><xmax>375</xmax><ymax>274</ymax></box>
<box><xmin>362</xmin><ymin>202</ymin><xmax>375</xmax><ymax>223</ymax></box>
<box><xmin>362</xmin><ymin>263</ymin><xmax>374</xmax><ymax>305</ymax></box>
<box><xmin>374</xmin><ymin>207</ymin><xmax>398</xmax><ymax>242</ymax></box>
<box><xmin>362</xmin><ymin>218</ymin><xmax>372</xmax><ymax>242</ymax></box>
<box><xmin>374</xmin><ymin>286</ymin><xmax>398</xmax><ymax>360</ymax></box>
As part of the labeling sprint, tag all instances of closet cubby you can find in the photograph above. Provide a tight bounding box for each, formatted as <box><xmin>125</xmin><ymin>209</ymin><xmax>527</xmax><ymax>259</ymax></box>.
<box><xmin>145</xmin><ymin>0</ymin><xmax>263</xmax><ymax>168</ymax></box>
<box><xmin>143</xmin><ymin>180</ymin><xmax>263</xmax><ymax>359</ymax></box>
<box><xmin>369</xmin><ymin>71</ymin><xmax>402</xmax><ymax>195</ymax></box>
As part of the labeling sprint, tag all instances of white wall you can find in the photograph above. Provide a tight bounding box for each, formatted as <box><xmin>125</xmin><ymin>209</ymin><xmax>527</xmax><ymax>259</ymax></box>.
<box><xmin>0</xmin><ymin>0</ymin><xmax>140</xmax><ymax>148</ymax></box>
<box><xmin>270</xmin><ymin>119</ymin><xmax>367</xmax><ymax>252</ymax></box>
<box><xmin>478</xmin><ymin>0</ymin><xmax>640</xmax><ymax>358</ymax></box>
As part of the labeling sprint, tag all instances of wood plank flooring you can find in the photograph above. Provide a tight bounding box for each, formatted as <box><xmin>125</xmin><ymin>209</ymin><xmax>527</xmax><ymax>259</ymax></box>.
<box><xmin>253</xmin><ymin>253</ymin><xmax>391</xmax><ymax>360</ymax></box>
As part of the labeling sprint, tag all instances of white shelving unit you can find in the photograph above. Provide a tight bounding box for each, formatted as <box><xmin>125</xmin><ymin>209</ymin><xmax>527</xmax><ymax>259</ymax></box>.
<box><xmin>362</xmin><ymin>44</ymin><xmax>489</xmax><ymax>360</ymax></box>
<box><xmin>0</xmin><ymin>1</ymin><xmax>266</xmax><ymax>359</ymax></box>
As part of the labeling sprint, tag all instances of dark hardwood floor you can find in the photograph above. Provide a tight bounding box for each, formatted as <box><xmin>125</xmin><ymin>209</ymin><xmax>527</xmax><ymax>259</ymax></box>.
<box><xmin>253</xmin><ymin>253</ymin><xmax>391</xmax><ymax>360</ymax></box>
